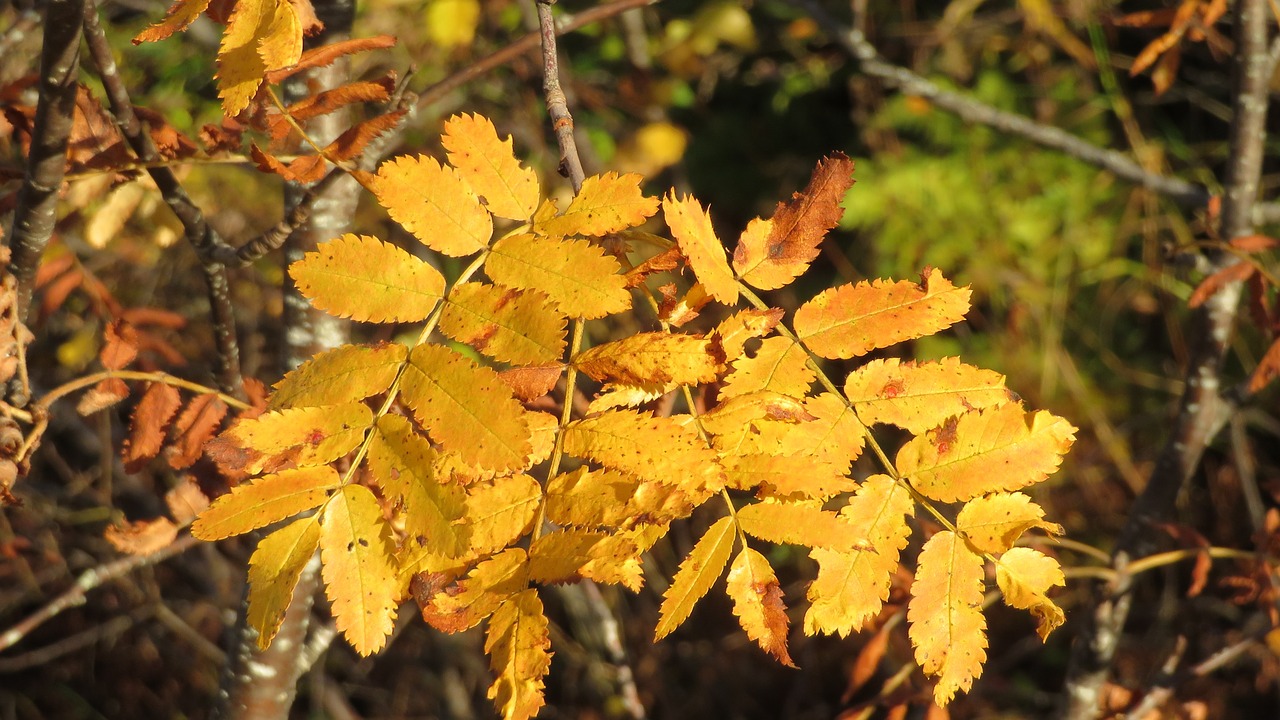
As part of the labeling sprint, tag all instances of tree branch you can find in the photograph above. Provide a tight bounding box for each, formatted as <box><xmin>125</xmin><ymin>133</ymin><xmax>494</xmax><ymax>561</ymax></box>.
<box><xmin>6</xmin><ymin>0</ymin><xmax>86</xmax><ymax>379</ymax></box>
<box><xmin>1059</xmin><ymin>0</ymin><xmax>1271</xmax><ymax>716</ymax></box>
<box><xmin>789</xmin><ymin>0</ymin><xmax>1280</xmax><ymax>226</ymax></box>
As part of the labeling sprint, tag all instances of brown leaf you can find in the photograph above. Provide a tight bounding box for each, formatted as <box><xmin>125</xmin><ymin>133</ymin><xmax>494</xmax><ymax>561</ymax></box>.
<box><xmin>285</xmin><ymin>77</ymin><xmax>394</xmax><ymax>123</ymax></box>
<box><xmin>77</xmin><ymin>378</ymin><xmax>130</xmax><ymax>415</ymax></box>
<box><xmin>625</xmin><ymin>247</ymin><xmax>682</xmax><ymax>288</ymax></box>
<box><xmin>167</xmin><ymin>394</ymin><xmax>229</xmax><ymax>469</ymax></box>
<box><xmin>100</xmin><ymin>320</ymin><xmax>139</xmax><ymax>371</ymax></box>
<box><xmin>120</xmin><ymin>307</ymin><xmax>188</xmax><ymax>329</ymax></box>
<box><xmin>498</xmin><ymin>364</ymin><xmax>563</xmax><ymax>401</ymax></box>
<box><xmin>322</xmin><ymin>110</ymin><xmax>406</xmax><ymax>163</ymax></box>
<box><xmin>264</xmin><ymin>35</ymin><xmax>397</xmax><ymax>84</ymax></box>
<box><xmin>1230</xmin><ymin>234</ymin><xmax>1279</xmax><ymax>253</ymax></box>
<box><xmin>165</xmin><ymin>476</ymin><xmax>211</xmax><ymax>523</ymax></box>
<box><xmin>1249</xmin><ymin>337</ymin><xmax>1280</xmax><ymax>394</ymax></box>
<box><xmin>105</xmin><ymin>517</ymin><xmax>179</xmax><ymax>555</ymax></box>
<box><xmin>123</xmin><ymin>383</ymin><xmax>183</xmax><ymax>472</ymax></box>
<box><xmin>1188</xmin><ymin>260</ymin><xmax>1255</xmax><ymax>309</ymax></box>
<box><xmin>250</xmin><ymin>143</ymin><xmax>327</xmax><ymax>184</ymax></box>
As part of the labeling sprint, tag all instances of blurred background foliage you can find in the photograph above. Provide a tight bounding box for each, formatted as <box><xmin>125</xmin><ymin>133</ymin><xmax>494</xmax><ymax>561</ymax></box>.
<box><xmin>2</xmin><ymin>0</ymin><xmax>1279</xmax><ymax>718</ymax></box>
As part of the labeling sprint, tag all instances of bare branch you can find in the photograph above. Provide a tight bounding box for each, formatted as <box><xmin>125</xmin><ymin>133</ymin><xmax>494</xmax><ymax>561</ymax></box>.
<box><xmin>537</xmin><ymin>0</ymin><xmax>586</xmax><ymax>191</ymax></box>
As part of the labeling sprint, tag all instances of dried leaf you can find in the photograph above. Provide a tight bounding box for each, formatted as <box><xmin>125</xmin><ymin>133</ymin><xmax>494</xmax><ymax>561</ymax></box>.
<box><xmin>105</xmin><ymin>517</ymin><xmax>179</xmax><ymax>555</ymax></box>
<box><xmin>167</xmin><ymin>394</ymin><xmax>228</xmax><ymax>469</ymax></box>
<box><xmin>1188</xmin><ymin>260</ymin><xmax>1255</xmax><ymax>309</ymax></box>
<box><xmin>497</xmin><ymin>364</ymin><xmax>562</xmax><ymax>401</ymax></box>
<box><xmin>264</xmin><ymin>35</ymin><xmax>397</xmax><ymax>84</ymax></box>
<box><xmin>123</xmin><ymin>382</ymin><xmax>182</xmax><ymax>472</ymax></box>
<box><xmin>726</xmin><ymin>547</ymin><xmax>795</xmax><ymax>667</ymax></box>
<box><xmin>100</xmin><ymin>320</ymin><xmax>139</xmax><ymax>371</ymax></box>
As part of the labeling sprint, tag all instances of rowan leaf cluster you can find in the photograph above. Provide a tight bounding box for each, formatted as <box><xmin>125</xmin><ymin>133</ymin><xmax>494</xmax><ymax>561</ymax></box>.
<box><xmin>189</xmin><ymin>113</ymin><xmax>1076</xmax><ymax>714</ymax></box>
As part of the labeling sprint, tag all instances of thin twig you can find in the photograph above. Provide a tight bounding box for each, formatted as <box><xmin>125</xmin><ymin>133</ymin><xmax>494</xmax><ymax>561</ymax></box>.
<box><xmin>1122</xmin><ymin>635</ymin><xmax>1186</xmax><ymax>720</ymax></box>
<box><xmin>537</xmin><ymin>0</ymin><xmax>586</xmax><ymax>191</ymax></box>
<box><xmin>0</xmin><ymin>535</ymin><xmax>199</xmax><ymax>653</ymax></box>
<box><xmin>789</xmin><ymin>0</ymin><xmax>1280</xmax><ymax>226</ymax></box>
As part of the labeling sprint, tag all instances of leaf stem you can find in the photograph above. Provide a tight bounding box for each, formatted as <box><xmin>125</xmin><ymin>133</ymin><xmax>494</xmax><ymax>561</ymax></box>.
<box><xmin>534</xmin><ymin>318</ymin><xmax>586</xmax><ymax>542</ymax></box>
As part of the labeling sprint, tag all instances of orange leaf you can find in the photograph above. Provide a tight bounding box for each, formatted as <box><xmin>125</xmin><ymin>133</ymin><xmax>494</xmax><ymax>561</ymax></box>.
<box><xmin>167</xmin><ymin>394</ymin><xmax>228</xmax><ymax>469</ymax></box>
<box><xmin>133</xmin><ymin>0</ymin><xmax>214</xmax><ymax>44</ymax></box>
<box><xmin>250</xmin><ymin>143</ymin><xmax>326</xmax><ymax>183</ymax></box>
<box><xmin>663</xmin><ymin>192</ymin><xmax>738</xmax><ymax>304</ymax></box>
<box><xmin>726</xmin><ymin>547</ymin><xmax>795</xmax><ymax>667</ymax></box>
<box><xmin>1249</xmin><ymin>337</ymin><xmax>1280</xmax><ymax>393</ymax></box>
<box><xmin>795</xmin><ymin>268</ymin><xmax>971</xmax><ymax>360</ymax></box>
<box><xmin>909</xmin><ymin>530</ymin><xmax>987</xmax><ymax>705</ymax></box>
<box><xmin>77</xmin><ymin>378</ymin><xmax>129</xmax><ymax>415</ymax></box>
<box><xmin>105</xmin><ymin>517</ymin><xmax>179</xmax><ymax>555</ymax></box>
<box><xmin>165</xmin><ymin>476</ymin><xmax>210</xmax><ymax>523</ymax></box>
<box><xmin>844</xmin><ymin>357</ymin><xmax>1010</xmax><ymax>433</ymax></box>
<box><xmin>896</xmin><ymin>405</ymin><xmax>1077</xmax><ymax>503</ymax></box>
<box><xmin>211</xmin><ymin>402</ymin><xmax>371</xmax><ymax>476</ymax></box>
<box><xmin>285</xmin><ymin>78</ymin><xmax>393</xmax><ymax>123</ymax></box>
<box><xmin>497</xmin><ymin>364</ymin><xmax>562</xmax><ymax>401</ymax></box>
<box><xmin>100</xmin><ymin>320</ymin><xmax>139</xmax><ymax>371</ymax></box>
<box><xmin>1188</xmin><ymin>260</ymin><xmax>1254</xmax><ymax>309</ymax></box>
<box><xmin>264</xmin><ymin>35</ymin><xmax>397</xmax><ymax>84</ymax></box>
<box><xmin>374</xmin><ymin>155</ymin><xmax>492</xmax><ymax>256</ymax></box>
<box><xmin>322</xmin><ymin>109</ymin><xmax>406</xmax><ymax>163</ymax></box>
<box><xmin>733</xmin><ymin>153</ymin><xmax>854</xmax><ymax>290</ymax></box>
<box><xmin>421</xmin><ymin>548</ymin><xmax>529</xmax><ymax>633</ymax></box>
<box><xmin>123</xmin><ymin>382</ymin><xmax>182</xmax><ymax>472</ymax></box>
<box><xmin>535</xmin><ymin>172</ymin><xmax>659</xmax><ymax>237</ymax></box>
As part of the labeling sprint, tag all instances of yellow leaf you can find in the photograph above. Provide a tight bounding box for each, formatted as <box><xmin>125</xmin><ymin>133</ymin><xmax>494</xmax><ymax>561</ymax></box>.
<box><xmin>908</xmin><ymin>530</ymin><xmax>987</xmax><ymax>705</ymax></box>
<box><xmin>805</xmin><ymin>475</ymin><xmax>913</xmax><ymax>637</ymax></box>
<box><xmin>655</xmin><ymin>516</ymin><xmax>736</xmax><ymax>640</ymax></box>
<box><xmin>426</xmin><ymin>0</ymin><xmax>481</xmax><ymax>50</ymax></box>
<box><xmin>216</xmin><ymin>0</ymin><xmax>271</xmax><ymax>116</ymax></box>
<box><xmin>374</xmin><ymin>154</ymin><xmax>492</xmax><ymax>256</ymax></box>
<box><xmin>486</xmin><ymin>233</ymin><xmax>630</xmax><ymax>319</ymax></box>
<box><xmin>400</xmin><ymin>344</ymin><xmax>532</xmax><ymax>473</ymax></box>
<box><xmin>546</xmin><ymin>467</ymin><xmax>693</xmax><ymax>529</ymax></box>
<box><xmin>737</xmin><ymin>501</ymin><xmax>864</xmax><ymax>550</ymax></box>
<box><xmin>720</xmin><ymin>452</ymin><xmax>854</xmax><ymax>500</ymax></box>
<box><xmin>214</xmin><ymin>402</ymin><xmax>371</xmax><ymax>475</ymax></box>
<box><xmin>289</xmin><ymin>234</ymin><xmax>445</xmax><ymax>323</ymax></box>
<box><xmin>422</xmin><ymin>548</ymin><xmax>529</xmax><ymax>633</ymax></box>
<box><xmin>712</xmin><ymin>307</ymin><xmax>783</xmax><ymax>361</ymax></box>
<box><xmin>440</xmin><ymin>283</ymin><xmax>567</xmax><ymax>365</ymax></box>
<box><xmin>726</xmin><ymin>547</ymin><xmax>795</xmax><ymax>667</ymax></box>
<box><xmin>257</xmin><ymin>0</ymin><xmax>301</xmax><ymax>75</ymax></box>
<box><xmin>896</xmin><ymin>405</ymin><xmax>1077</xmax><ymax>503</ymax></box>
<box><xmin>320</xmin><ymin>484</ymin><xmax>399</xmax><ymax>656</ymax></box>
<box><xmin>270</xmin><ymin>342</ymin><xmax>407</xmax><ymax>410</ymax></box>
<box><xmin>955</xmin><ymin>492</ymin><xmax>1062</xmax><ymax>555</ymax></box>
<box><xmin>995</xmin><ymin>547</ymin><xmax>1066</xmax><ymax>641</ymax></box>
<box><xmin>442</xmin><ymin>113</ymin><xmax>539</xmax><ymax>220</ymax></box>
<box><xmin>844</xmin><ymin>357</ymin><xmax>1011</xmax><ymax>433</ymax></box>
<box><xmin>486</xmin><ymin>589</ymin><xmax>552</xmax><ymax>720</ymax></box>
<box><xmin>577</xmin><ymin>533</ymin><xmax>646</xmax><ymax>590</ymax></box>
<box><xmin>719</xmin><ymin>335</ymin><xmax>814</xmax><ymax>399</ymax></box>
<box><xmin>133</xmin><ymin>0</ymin><xmax>213</xmax><ymax>43</ymax></box>
<box><xmin>192</xmin><ymin>466</ymin><xmax>340</xmax><ymax>540</ymax></box>
<box><xmin>700</xmin><ymin>391</ymin><xmax>813</xmax><ymax>439</ymax></box>
<box><xmin>464</xmin><ymin>474</ymin><xmax>542</xmax><ymax>557</ymax></box>
<box><xmin>574</xmin><ymin>331</ymin><xmax>723</xmax><ymax>387</ymax></box>
<box><xmin>367</xmin><ymin>415</ymin><xmax>468</xmax><ymax>555</ymax></box>
<box><xmin>526</xmin><ymin>529</ymin><xmax>643</xmax><ymax>589</ymax></box>
<box><xmin>562</xmin><ymin>410</ymin><xmax>724</xmax><ymax>497</ymax></box>
<box><xmin>732</xmin><ymin>154</ymin><xmax>854</xmax><ymax>290</ymax></box>
<box><xmin>795</xmin><ymin>269</ymin><xmax>971</xmax><ymax>360</ymax></box>
<box><xmin>662</xmin><ymin>192</ymin><xmax>738</xmax><ymax>305</ymax></box>
<box><xmin>778</xmin><ymin>392</ymin><xmax>867</xmax><ymax>470</ymax></box>
<box><xmin>535</xmin><ymin>172</ymin><xmax>659</xmax><ymax>237</ymax></box>
<box><xmin>587</xmin><ymin>382</ymin><xmax>675</xmax><ymax>413</ymax></box>
<box><xmin>246</xmin><ymin>515</ymin><xmax>320</xmax><ymax>649</ymax></box>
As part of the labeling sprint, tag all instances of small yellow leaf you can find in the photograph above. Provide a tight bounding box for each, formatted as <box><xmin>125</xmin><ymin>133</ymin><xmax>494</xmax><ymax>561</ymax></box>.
<box><xmin>805</xmin><ymin>475</ymin><xmax>914</xmax><ymax>637</ymax></box>
<box><xmin>426</xmin><ymin>0</ymin><xmax>481</xmax><ymax>50</ymax></box>
<box><xmin>896</xmin><ymin>405</ymin><xmax>1077</xmax><ymax>503</ymax></box>
<box><xmin>955</xmin><ymin>492</ymin><xmax>1062</xmax><ymax>555</ymax></box>
<box><xmin>844</xmin><ymin>357</ymin><xmax>1011</xmax><ymax>433</ymax></box>
<box><xmin>562</xmin><ymin>410</ymin><xmax>724</xmax><ymax>497</ymax></box>
<box><xmin>908</xmin><ymin>530</ymin><xmax>987</xmax><ymax>706</ymax></box>
<box><xmin>440</xmin><ymin>283</ymin><xmax>567</xmax><ymax>365</ymax></box>
<box><xmin>270</xmin><ymin>342</ymin><xmax>407</xmax><ymax>410</ymax></box>
<box><xmin>663</xmin><ymin>192</ymin><xmax>738</xmax><ymax>305</ymax></box>
<box><xmin>486</xmin><ymin>233</ymin><xmax>630</xmax><ymax>319</ymax></box>
<box><xmin>795</xmin><ymin>269</ymin><xmax>971</xmax><ymax>360</ymax></box>
<box><xmin>367</xmin><ymin>415</ymin><xmax>468</xmax><ymax>555</ymax></box>
<box><xmin>290</xmin><ymin>234</ymin><xmax>445</xmax><ymax>323</ymax></box>
<box><xmin>655</xmin><ymin>516</ymin><xmax>736</xmax><ymax>640</ymax></box>
<box><xmin>726</xmin><ymin>547</ymin><xmax>795</xmax><ymax>667</ymax></box>
<box><xmin>246</xmin><ymin>515</ymin><xmax>321</xmax><ymax>649</ymax></box>
<box><xmin>486</xmin><ymin>589</ymin><xmax>552</xmax><ymax>720</ymax></box>
<box><xmin>374</xmin><ymin>154</ymin><xmax>492</xmax><ymax>256</ymax></box>
<box><xmin>257</xmin><ymin>0</ymin><xmax>301</xmax><ymax>76</ymax></box>
<box><xmin>719</xmin><ymin>452</ymin><xmax>854</xmax><ymax>500</ymax></box>
<box><xmin>995</xmin><ymin>547</ymin><xmax>1066</xmax><ymax>641</ymax></box>
<box><xmin>736</xmin><ymin>501</ymin><xmax>864</xmax><ymax>550</ymax></box>
<box><xmin>464</xmin><ymin>474</ymin><xmax>542</xmax><ymax>557</ymax></box>
<box><xmin>213</xmin><ymin>402</ymin><xmax>371</xmax><ymax>476</ymax></box>
<box><xmin>535</xmin><ymin>172</ymin><xmax>659</xmax><ymax>237</ymax></box>
<box><xmin>719</xmin><ymin>335</ymin><xmax>814</xmax><ymax>399</ymax></box>
<box><xmin>192</xmin><ymin>466</ymin><xmax>340</xmax><ymax>541</ymax></box>
<box><xmin>216</xmin><ymin>0</ymin><xmax>274</xmax><ymax>116</ymax></box>
<box><xmin>574</xmin><ymin>331</ymin><xmax>723</xmax><ymax>387</ymax></box>
<box><xmin>320</xmin><ymin>484</ymin><xmax>399</xmax><ymax>656</ymax></box>
<box><xmin>400</xmin><ymin>344</ymin><xmax>533</xmax><ymax>473</ymax></box>
<box><xmin>442</xmin><ymin>113</ymin><xmax>539</xmax><ymax>220</ymax></box>
<box><xmin>422</xmin><ymin>548</ymin><xmax>529</xmax><ymax>633</ymax></box>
